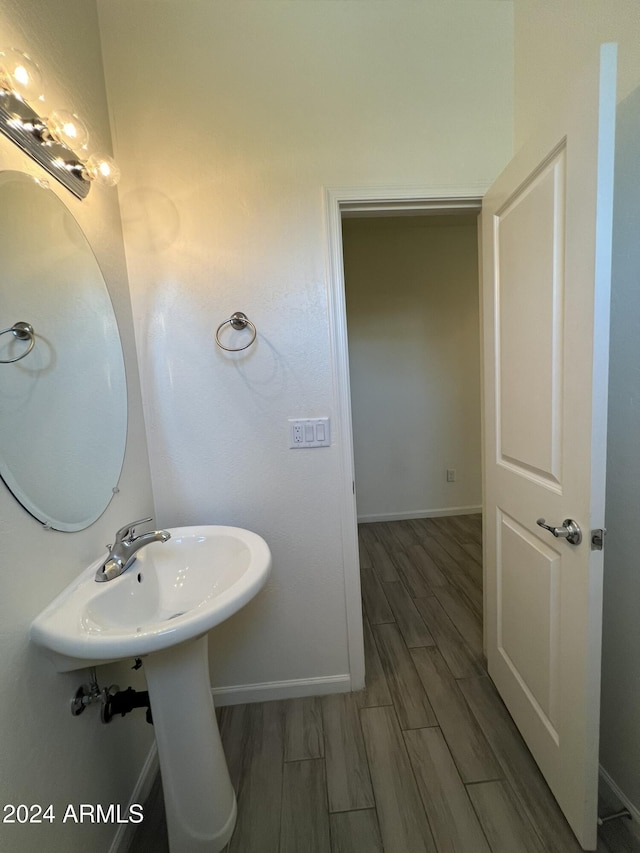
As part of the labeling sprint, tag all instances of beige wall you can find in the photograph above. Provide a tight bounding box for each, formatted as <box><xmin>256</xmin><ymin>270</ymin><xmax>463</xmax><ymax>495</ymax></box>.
<box><xmin>97</xmin><ymin>0</ymin><xmax>514</xmax><ymax>700</ymax></box>
<box><xmin>514</xmin><ymin>0</ymin><xmax>640</xmax><ymax>819</ymax></box>
<box><xmin>344</xmin><ymin>215</ymin><xmax>482</xmax><ymax>521</ymax></box>
<box><xmin>0</xmin><ymin>2</ymin><xmax>155</xmax><ymax>852</ymax></box>
<box><xmin>514</xmin><ymin>0</ymin><xmax>640</xmax><ymax>148</ymax></box>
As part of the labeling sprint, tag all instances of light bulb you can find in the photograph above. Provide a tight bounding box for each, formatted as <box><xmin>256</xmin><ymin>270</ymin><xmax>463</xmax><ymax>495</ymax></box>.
<box><xmin>83</xmin><ymin>153</ymin><xmax>120</xmax><ymax>187</ymax></box>
<box><xmin>45</xmin><ymin>110</ymin><xmax>89</xmax><ymax>149</ymax></box>
<box><xmin>0</xmin><ymin>48</ymin><xmax>43</xmax><ymax>102</ymax></box>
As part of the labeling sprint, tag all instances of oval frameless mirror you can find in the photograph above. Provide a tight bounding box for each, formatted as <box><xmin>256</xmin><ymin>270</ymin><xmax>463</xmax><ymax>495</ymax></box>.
<box><xmin>0</xmin><ymin>171</ymin><xmax>127</xmax><ymax>531</ymax></box>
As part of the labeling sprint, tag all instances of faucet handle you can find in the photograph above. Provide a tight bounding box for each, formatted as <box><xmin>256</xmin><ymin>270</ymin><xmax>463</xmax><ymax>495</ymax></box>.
<box><xmin>114</xmin><ymin>517</ymin><xmax>152</xmax><ymax>542</ymax></box>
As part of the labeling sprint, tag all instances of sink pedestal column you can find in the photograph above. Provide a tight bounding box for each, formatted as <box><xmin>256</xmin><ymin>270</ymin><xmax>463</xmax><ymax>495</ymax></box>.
<box><xmin>143</xmin><ymin>635</ymin><xmax>236</xmax><ymax>853</ymax></box>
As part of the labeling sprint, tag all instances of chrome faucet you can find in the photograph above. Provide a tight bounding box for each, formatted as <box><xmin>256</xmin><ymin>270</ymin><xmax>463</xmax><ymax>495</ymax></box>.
<box><xmin>95</xmin><ymin>517</ymin><xmax>171</xmax><ymax>583</ymax></box>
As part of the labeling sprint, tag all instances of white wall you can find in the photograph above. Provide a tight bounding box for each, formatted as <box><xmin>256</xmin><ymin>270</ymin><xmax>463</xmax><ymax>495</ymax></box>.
<box><xmin>343</xmin><ymin>215</ymin><xmax>482</xmax><ymax>522</ymax></box>
<box><xmin>97</xmin><ymin>0</ymin><xmax>514</xmax><ymax>698</ymax></box>
<box><xmin>514</xmin><ymin>0</ymin><xmax>640</xmax><ymax>820</ymax></box>
<box><xmin>0</xmin><ymin>2</ymin><xmax>155</xmax><ymax>852</ymax></box>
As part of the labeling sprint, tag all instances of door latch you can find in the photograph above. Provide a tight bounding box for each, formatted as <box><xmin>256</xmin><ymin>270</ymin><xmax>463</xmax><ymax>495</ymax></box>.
<box><xmin>591</xmin><ymin>528</ymin><xmax>606</xmax><ymax>551</ymax></box>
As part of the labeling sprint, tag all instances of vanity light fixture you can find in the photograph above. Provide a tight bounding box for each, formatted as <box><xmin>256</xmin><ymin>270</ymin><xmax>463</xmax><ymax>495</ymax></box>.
<box><xmin>0</xmin><ymin>48</ymin><xmax>120</xmax><ymax>199</ymax></box>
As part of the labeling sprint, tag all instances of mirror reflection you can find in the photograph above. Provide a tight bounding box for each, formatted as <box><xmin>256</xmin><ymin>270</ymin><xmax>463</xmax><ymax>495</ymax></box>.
<box><xmin>0</xmin><ymin>171</ymin><xmax>127</xmax><ymax>531</ymax></box>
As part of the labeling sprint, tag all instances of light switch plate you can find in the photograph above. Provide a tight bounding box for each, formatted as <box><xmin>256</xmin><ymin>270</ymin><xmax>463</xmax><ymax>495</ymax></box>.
<box><xmin>289</xmin><ymin>418</ymin><xmax>330</xmax><ymax>448</ymax></box>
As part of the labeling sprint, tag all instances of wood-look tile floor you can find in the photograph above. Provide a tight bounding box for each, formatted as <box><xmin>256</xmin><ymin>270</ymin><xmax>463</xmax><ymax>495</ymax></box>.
<box><xmin>129</xmin><ymin>515</ymin><xmax>639</xmax><ymax>853</ymax></box>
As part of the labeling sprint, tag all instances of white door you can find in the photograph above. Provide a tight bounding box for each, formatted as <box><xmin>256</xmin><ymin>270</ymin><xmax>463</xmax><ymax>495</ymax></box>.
<box><xmin>482</xmin><ymin>44</ymin><xmax>617</xmax><ymax>850</ymax></box>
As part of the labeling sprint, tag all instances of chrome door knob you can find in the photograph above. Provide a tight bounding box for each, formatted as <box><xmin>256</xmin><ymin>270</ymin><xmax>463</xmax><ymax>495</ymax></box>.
<box><xmin>536</xmin><ymin>518</ymin><xmax>582</xmax><ymax>546</ymax></box>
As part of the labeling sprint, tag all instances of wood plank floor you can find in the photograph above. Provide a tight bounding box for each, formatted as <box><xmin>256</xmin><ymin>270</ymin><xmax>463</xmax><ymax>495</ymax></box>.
<box><xmin>128</xmin><ymin>515</ymin><xmax>639</xmax><ymax>853</ymax></box>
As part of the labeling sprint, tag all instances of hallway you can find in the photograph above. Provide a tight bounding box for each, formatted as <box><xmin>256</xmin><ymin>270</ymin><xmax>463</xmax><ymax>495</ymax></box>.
<box><xmin>132</xmin><ymin>516</ymin><xmax>637</xmax><ymax>852</ymax></box>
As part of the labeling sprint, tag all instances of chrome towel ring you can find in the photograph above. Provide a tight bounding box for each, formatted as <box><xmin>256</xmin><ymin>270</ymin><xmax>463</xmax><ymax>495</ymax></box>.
<box><xmin>215</xmin><ymin>312</ymin><xmax>257</xmax><ymax>352</ymax></box>
<box><xmin>0</xmin><ymin>321</ymin><xmax>35</xmax><ymax>363</ymax></box>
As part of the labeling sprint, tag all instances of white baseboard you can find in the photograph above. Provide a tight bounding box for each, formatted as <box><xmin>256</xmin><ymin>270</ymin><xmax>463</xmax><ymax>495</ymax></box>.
<box><xmin>109</xmin><ymin>742</ymin><xmax>158</xmax><ymax>853</ymax></box>
<box><xmin>599</xmin><ymin>764</ymin><xmax>640</xmax><ymax>838</ymax></box>
<box><xmin>211</xmin><ymin>673</ymin><xmax>352</xmax><ymax>707</ymax></box>
<box><xmin>357</xmin><ymin>505</ymin><xmax>482</xmax><ymax>523</ymax></box>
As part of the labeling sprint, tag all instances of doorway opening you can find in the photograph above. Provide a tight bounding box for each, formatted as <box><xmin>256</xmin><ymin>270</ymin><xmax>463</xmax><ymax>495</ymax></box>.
<box><xmin>323</xmin><ymin>187</ymin><xmax>484</xmax><ymax>689</ymax></box>
<box><xmin>341</xmin><ymin>207</ymin><xmax>484</xmax><ymax>688</ymax></box>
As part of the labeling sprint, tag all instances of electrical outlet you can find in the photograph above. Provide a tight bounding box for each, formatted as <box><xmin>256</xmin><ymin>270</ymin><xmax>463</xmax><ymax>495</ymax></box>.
<box><xmin>446</xmin><ymin>468</ymin><xmax>456</xmax><ymax>482</ymax></box>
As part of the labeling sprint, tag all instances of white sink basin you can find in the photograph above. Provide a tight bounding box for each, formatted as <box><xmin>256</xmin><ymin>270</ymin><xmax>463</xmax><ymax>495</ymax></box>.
<box><xmin>31</xmin><ymin>524</ymin><xmax>271</xmax><ymax>853</ymax></box>
<box><xmin>31</xmin><ymin>525</ymin><xmax>271</xmax><ymax>672</ymax></box>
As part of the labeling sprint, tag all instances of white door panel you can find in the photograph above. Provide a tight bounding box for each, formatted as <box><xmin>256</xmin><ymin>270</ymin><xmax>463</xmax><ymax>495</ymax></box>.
<box><xmin>482</xmin><ymin>44</ymin><xmax>617</xmax><ymax>850</ymax></box>
<box><xmin>497</xmin><ymin>143</ymin><xmax>565</xmax><ymax>489</ymax></box>
<box><xmin>498</xmin><ymin>511</ymin><xmax>561</xmax><ymax>727</ymax></box>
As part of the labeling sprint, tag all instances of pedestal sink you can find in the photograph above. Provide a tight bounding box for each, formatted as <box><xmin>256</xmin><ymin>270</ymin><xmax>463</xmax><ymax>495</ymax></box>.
<box><xmin>30</xmin><ymin>525</ymin><xmax>271</xmax><ymax>853</ymax></box>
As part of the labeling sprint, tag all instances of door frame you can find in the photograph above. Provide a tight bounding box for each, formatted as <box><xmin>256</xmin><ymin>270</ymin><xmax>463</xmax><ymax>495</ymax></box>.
<box><xmin>324</xmin><ymin>184</ymin><xmax>488</xmax><ymax>689</ymax></box>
